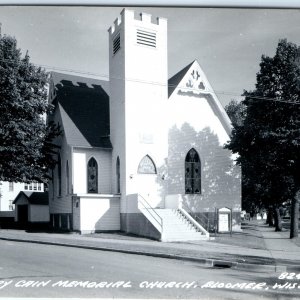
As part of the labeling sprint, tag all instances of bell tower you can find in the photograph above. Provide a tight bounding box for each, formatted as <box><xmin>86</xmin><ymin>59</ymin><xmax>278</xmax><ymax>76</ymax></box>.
<box><xmin>108</xmin><ymin>9</ymin><xmax>168</xmax><ymax>217</ymax></box>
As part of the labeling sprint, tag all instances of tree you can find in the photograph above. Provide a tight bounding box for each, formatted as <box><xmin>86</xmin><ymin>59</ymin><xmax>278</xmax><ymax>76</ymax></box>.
<box><xmin>225</xmin><ymin>100</ymin><xmax>265</xmax><ymax>217</ymax></box>
<box><xmin>225</xmin><ymin>39</ymin><xmax>300</xmax><ymax>236</ymax></box>
<box><xmin>225</xmin><ymin>99</ymin><xmax>246</xmax><ymax>128</ymax></box>
<box><xmin>0</xmin><ymin>34</ymin><xmax>60</xmax><ymax>183</ymax></box>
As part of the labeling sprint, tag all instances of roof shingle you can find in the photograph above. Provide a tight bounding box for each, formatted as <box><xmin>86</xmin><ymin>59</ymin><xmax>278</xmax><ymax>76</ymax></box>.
<box><xmin>13</xmin><ymin>191</ymin><xmax>49</xmax><ymax>205</ymax></box>
<box><xmin>50</xmin><ymin>72</ymin><xmax>112</xmax><ymax>148</ymax></box>
<box><xmin>168</xmin><ymin>61</ymin><xmax>194</xmax><ymax>98</ymax></box>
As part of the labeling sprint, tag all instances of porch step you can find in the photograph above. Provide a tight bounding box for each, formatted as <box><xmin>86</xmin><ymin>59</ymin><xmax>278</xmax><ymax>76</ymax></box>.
<box><xmin>153</xmin><ymin>209</ymin><xmax>209</xmax><ymax>242</ymax></box>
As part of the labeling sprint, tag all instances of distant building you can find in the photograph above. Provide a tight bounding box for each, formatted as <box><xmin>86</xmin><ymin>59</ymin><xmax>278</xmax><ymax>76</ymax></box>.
<box><xmin>13</xmin><ymin>191</ymin><xmax>49</xmax><ymax>226</ymax></box>
<box><xmin>0</xmin><ymin>181</ymin><xmax>44</xmax><ymax>211</ymax></box>
<box><xmin>47</xmin><ymin>9</ymin><xmax>241</xmax><ymax>241</ymax></box>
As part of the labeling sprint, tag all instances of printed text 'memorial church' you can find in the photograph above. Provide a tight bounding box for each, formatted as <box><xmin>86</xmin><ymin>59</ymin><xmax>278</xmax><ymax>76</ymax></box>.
<box><xmin>47</xmin><ymin>9</ymin><xmax>241</xmax><ymax>241</ymax></box>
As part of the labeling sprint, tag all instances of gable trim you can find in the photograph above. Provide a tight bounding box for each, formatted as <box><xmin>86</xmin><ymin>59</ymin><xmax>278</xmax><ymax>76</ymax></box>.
<box><xmin>168</xmin><ymin>60</ymin><xmax>232</xmax><ymax>136</ymax></box>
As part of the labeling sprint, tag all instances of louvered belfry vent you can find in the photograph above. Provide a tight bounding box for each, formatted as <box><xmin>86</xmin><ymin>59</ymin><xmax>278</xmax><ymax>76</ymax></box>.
<box><xmin>113</xmin><ymin>34</ymin><xmax>121</xmax><ymax>54</ymax></box>
<box><xmin>137</xmin><ymin>29</ymin><xmax>156</xmax><ymax>48</ymax></box>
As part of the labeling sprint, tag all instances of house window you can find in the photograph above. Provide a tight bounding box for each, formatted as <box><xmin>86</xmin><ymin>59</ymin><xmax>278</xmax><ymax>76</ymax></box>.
<box><xmin>185</xmin><ymin>148</ymin><xmax>201</xmax><ymax>194</ymax></box>
<box><xmin>24</xmin><ymin>183</ymin><xmax>32</xmax><ymax>190</ymax></box>
<box><xmin>9</xmin><ymin>182</ymin><xmax>14</xmax><ymax>192</ymax></box>
<box><xmin>87</xmin><ymin>157</ymin><xmax>98</xmax><ymax>193</ymax></box>
<box><xmin>9</xmin><ymin>200</ymin><xmax>13</xmax><ymax>211</ymax></box>
<box><xmin>57</xmin><ymin>154</ymin><xmax>62</xmax><ymax>196</ymax></box>
<box><xmin>116</xmin><ymin>157</ymin><xmax>120</xmax><ymax>194</ymax></box>
<box><xmin>138</xmin><ymin>155</ymin><xmax>156</xmax><ymax>174</ymax></box>
<box><xmin>25</xmin><ymin>182</ymin><xmax>42</xmax><ymax>191</ymax></box>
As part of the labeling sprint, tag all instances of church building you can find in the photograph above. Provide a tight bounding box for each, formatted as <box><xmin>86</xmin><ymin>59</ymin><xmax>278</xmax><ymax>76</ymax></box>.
<box><xmin>47</xmin><ymin>9</ymin><xmax>241</xmax><ymax>241</ymax></box>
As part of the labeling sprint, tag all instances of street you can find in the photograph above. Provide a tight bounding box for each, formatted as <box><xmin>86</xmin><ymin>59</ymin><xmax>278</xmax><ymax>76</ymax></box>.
<box><xmin>0</xmin><ymin>240</ymin><xmax>299</xmax><ymax>299</ymax></box>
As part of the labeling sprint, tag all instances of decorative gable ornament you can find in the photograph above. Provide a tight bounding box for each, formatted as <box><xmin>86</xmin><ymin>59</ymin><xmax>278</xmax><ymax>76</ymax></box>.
<box><xmin>186</xmin><ymin>69</ymin><xmax>206</xmax><ymax>91</ymax></box>
<box><xmin>173</xmin><ymin>62</ymin><xmax>216</xmax><ymax>99</ymax></box>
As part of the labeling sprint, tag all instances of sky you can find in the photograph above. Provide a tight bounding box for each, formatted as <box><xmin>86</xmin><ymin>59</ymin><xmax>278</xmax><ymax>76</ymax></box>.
<box><xmin>0</xmin><ymin>6</ymin><xmax>299</xmax><ymax>106</ymax></box>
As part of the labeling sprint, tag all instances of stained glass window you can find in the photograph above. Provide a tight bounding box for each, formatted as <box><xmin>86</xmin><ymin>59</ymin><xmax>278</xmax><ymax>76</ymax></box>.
<box><xmin>87</xmin><ymin>157</ymin><xmax>98</xmax><ymax>193</ymax></box>
<box><xmin>138</xmin><ymin>155</ymin><xmax>157</xmax><ymax>174</ymax></box>
<box><xmin>57</xmin><ymin>154</ymin><xmax>62</xmax><ymax>196</ymax></box>
<box><xmin>66</xmin><ymin>160</ymin><xmax>69</xmax><ymax>194</ymax></box>
<box><xmin>185</xmin><ymin>148</ymin><xmax>201</xmax><ymax>194</ymax></box>
<box><xmin>116</xmin><ymin>157</ymin><xmax>120</xmax><ymax>193</ymax></box>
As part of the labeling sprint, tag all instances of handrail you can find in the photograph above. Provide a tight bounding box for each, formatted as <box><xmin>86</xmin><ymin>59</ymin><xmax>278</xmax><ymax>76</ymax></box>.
<box><xmin>138</xmin><ymin>194</ymin><xmax>163</xmax><ymax>232</ymax></box>
<box><xmin>181</xmin><ymin>202</ymin><xmax>211</xmax><ymax>232</ymax></box>
<box><xmin>178</xmin><ymin>208</ymin><xmax>209</xmax><ymax>237</ymax></box>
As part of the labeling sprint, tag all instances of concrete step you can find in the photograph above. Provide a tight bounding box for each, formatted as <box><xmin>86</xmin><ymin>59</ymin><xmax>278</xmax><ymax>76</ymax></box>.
<box><xmin>163</xmin><ymin>234</ymin><xmax>205</xmax><ymax>239</ymax></box>
<box><xmin>150</xmin><ymin>208</ymin><xmax>209</xmax><ymax>241</ymax></box>
<box><xmin>163</xmin><ymin>230</ymin><xmax>202</xmax><ymax>234</ymax></box>
<box><xmin>162</xmin><ymin>233</ymin><xmax>207</xmax><ymax>241</ymax></box>
<box><xmin>163</xmin><ymin>236</ymin><xmax>208</xmax><ymax>242</ymax></box>
<box><xmin>163</xmin><ymin>231</ymin><xmax>204</xmax><ymax>236</ymax></box>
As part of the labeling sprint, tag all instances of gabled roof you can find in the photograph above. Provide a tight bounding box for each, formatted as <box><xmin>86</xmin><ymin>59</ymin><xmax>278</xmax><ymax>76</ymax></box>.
<box><xmin>13</xmin><ymin>191</ymin><xmax>49</xmax><ymax>205</ymax></box>
<box><xmin>168</xmin><ymin>61</ymin><xmax>194</xmax><ymax>98</ymax></box>
<box><xmin>50</xmin><ymin>72</ymin><xmax>112</xmax><ymax>149</ymax></box>
<box><xmin>168</xmin><ymin>60</ymin><xmax>232</xmax><ymax>136</ymax></box>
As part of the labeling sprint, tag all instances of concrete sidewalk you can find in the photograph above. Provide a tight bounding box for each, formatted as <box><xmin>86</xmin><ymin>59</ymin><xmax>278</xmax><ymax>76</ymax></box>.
<box><xmin>254</xmin><ymin>220</ymin><xmax>300</xmax><ymax>262</ymax></box>
<box><xmin>0</xmin><ymin>220</ymin><xmax>299</xmax><ymax>272</ymax></box>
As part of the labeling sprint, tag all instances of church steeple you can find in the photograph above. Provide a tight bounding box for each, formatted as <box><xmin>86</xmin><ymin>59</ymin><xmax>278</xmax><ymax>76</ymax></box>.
<box><xmin>108</xmin><ymin>8</ymin><xmax>168</xmax><ymax>211</ymax></box>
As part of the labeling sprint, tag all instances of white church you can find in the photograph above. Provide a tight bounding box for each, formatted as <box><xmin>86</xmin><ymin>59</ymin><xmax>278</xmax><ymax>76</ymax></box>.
<box><xmin>47</xmin><ymin>9</ymin><xmax>241</xmax><ymax>241</ymax></box>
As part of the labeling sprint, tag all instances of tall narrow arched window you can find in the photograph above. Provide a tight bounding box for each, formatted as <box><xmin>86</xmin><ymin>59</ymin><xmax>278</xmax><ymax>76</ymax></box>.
<box><xmin>66</xmin><ymin>160</ymin><xmax>69</xmax><ymax>195</ymax></box>
<box><xmin>51</xmin><ymin>169</ymin><xmax>55</xmax><ymax>200</ymax></box>
<box><xmin>87</xmin><ymin>157</ymin><xmax>98</xmax><ymax>193</ymax></box>
<box><xmin>116</xmin><ymin>157</ymin><xmax>120</xmax><ymax>194</ymax></box>
<box><xmin>185</xmin><ymin>148</ymin><xmax>201</xmax><ymax>194</ymax></box>
<box><xmin>57</xmin><ymin>154</ymin><xmax>62</xmax><ymax>196</ymax></box>
<box><xmin>138</xmin><ymin>155</ymin><xmax>157</xmax><ymax>174</ymax></box>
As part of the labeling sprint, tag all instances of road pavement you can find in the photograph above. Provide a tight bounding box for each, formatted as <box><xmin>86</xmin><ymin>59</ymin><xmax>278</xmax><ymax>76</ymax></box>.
<box><xmin>0</xmin><ymin>220</ymin><xmax>299</xmax><ymax>272</ymax></box>
<box><xmin>1</xmin><ymin>239</ymin><xmax>300</xmax><ymax>299</ymax></box>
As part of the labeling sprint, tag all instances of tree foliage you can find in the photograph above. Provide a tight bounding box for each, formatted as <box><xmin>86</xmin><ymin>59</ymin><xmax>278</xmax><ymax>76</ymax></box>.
<box><xmin>225</xmin><ymin>39</ymin><xmax>300</xmax><ymax>235</ymax></box>
<box><xmin>224</xmin><ymin>99</ymin><xmax>246</xmax><ymax>128</ymax></box>
<box><xmin>0</xmin><ymin>34</ymin><xmax>60</xmax><ymax>183</ymax></box>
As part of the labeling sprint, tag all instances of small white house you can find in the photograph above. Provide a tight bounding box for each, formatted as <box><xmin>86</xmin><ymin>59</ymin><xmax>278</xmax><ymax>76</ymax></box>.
<box><xmin>47</xmin><ymin>9</ymin><xmax>241</xmax><ymax>241</ymax></box>
<box><xmin>13</xmin><ymin>191</ymin><xmax>49</xmax><ymax>226</ymax></box>
<box><xmin>0</xmin><ymin>181</ymin><xmax>44</xmax><ymax>212</ymax></box>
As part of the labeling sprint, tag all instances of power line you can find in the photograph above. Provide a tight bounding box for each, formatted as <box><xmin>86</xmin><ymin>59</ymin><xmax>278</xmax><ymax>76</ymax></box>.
<box><xmin>1</xmin><ymin>57</ymin><xmax>300</xmax><ymax>105</ymax></box>
<box><xmin>246</xmin><ymin>96</ymin><xmax>300</xmax><ymax>105</ymax></box>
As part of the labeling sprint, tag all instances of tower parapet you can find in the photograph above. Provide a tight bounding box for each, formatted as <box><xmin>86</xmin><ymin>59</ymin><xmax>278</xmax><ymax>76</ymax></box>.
<box><xmin>108</xmin><ymin>9</ymin><xmax>167</xmax><ymax>36</ymax></box>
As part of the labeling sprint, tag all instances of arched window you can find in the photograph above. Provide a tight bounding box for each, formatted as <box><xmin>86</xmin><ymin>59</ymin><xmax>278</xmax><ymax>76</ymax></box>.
<box><xmin>66</xmin><ymin>160</ymin><xmax>69</xmax><ymax>195</ymax></box>
<box><xmin>116</xmin><ymin>157</ymin><xmax>120</xmax><ymax>193</ymax></box>
<box><xmin>185</xmin><ymin>148</ymin><xmax>201</xmax><ymax>194</ymax></box>
<box><xmin>138</xmin><ymin>155</ymin><xmax>157</xmax><ymax>174</ymax></box>
<box><xmin>57</xmin><ymin>154</ymin><xmax>62</xmax><ymax>196</ymax></box>
<box><xmin>87</xmin><ymin>157</ymin><xmax>98</xmax><ymax>193</ymax></box>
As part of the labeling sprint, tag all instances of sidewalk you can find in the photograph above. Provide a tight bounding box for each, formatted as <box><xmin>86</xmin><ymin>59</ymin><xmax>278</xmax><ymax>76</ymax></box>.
<box><xmin>254</xmin><ymin>220</ymin><xmax>300</xmax><ymax>262</ymax></box>
<box><xmin>0</xmin><ymin>220</ymin><xmax>299</xmax><ymax>273</ymax></box>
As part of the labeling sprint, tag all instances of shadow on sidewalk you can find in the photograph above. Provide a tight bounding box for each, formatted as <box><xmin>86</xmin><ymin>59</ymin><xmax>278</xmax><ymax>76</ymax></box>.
<box><xmin>211</xmin><ymin>222</ymin><xmax>267</xmax><ymax>250</ymax></box>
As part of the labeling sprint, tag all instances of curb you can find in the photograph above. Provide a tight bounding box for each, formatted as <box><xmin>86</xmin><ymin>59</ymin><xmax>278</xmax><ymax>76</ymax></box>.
<box><xmin>0</xmin><ymin>237</ymin><xmax>290</xmax><ymax>273</ymax></box>
<box><xmin>0</xmin><ymin>236</ymin><xmax>288</xmax><ymax>273</ymax></box>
